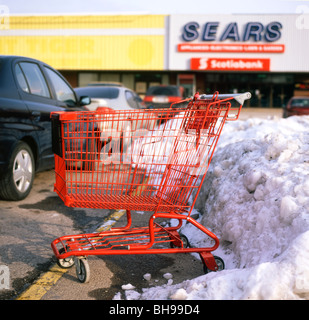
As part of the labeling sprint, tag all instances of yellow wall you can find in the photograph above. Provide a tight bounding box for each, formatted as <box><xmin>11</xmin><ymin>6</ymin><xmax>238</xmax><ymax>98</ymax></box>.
<box><xmin>0</xmin><ymin>15</ymin><xmax>166</xmax><ymax>70</ymax></box>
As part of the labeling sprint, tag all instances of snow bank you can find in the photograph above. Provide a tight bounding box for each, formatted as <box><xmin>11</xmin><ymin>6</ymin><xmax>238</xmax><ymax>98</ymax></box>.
<box><xmin>115</xmin><ymin>115</ymin><xmax>309</xmax><ymax>300</ymax></box>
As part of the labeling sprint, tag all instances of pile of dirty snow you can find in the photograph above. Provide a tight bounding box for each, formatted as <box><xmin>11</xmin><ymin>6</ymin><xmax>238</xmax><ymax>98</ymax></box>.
<box><xmin>114</xmin><ymin>114</ymin><xmax>309</xmax><ymax>300</ymax></box>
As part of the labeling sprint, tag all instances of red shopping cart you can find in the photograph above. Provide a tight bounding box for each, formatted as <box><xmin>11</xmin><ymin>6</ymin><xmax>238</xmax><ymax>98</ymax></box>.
<box><xmin>51</xmin><ymin>91</ymin><xmax>251</xmax><ymax>283</ymax></box>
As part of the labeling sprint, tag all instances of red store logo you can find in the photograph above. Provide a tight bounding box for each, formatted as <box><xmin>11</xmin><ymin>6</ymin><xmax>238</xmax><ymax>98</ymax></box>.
<box><xmin>191</xmin><ymin>58</ymin><xmax>270</xmax><ymax>71</ymax></box>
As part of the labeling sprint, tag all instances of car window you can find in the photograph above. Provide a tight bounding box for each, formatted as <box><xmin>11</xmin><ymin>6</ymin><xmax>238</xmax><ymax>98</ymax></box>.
<box><xmin>291</xmin><ymin>99</ymin><xmax>309</xmax><ymax>107</ymax></box>
<box><xmin>18</xmin><ymin>62</ymin><xmax>50</xmax><ymax>98</ymax></box>
<box><xmin>146</xmin><ymin>86</ymin><xmax>180</xmax><ymax>96</ymax></box>
<box><xmin>125</xmin><ymin>90</ymin><xmax>139</xmax><ymax>109</ymax></box>
<box><xmin>15</xmin><ymin>64</ymin><xmax>29</xmax><ymax>93</ymax></box>
<box><xmin>75</xmin><ymin>87</ymin><xmax>119</xmax><ymax>99</ymax></box>
<box><xmin>44</xmin><ymin>67</ymin><xmax>76</xmax><ymax>104</ymax></box>
<box><xmin>133</xmin><ymin>92</ymin><xmax>143</xmax><ymax>104</ymax></box>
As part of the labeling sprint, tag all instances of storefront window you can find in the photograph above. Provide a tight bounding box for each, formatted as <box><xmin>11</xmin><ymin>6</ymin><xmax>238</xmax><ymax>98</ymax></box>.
<box><xmin>203</xmin><ymin>72</ymin><xmax>294</xmax><ymax>107</ymax></box>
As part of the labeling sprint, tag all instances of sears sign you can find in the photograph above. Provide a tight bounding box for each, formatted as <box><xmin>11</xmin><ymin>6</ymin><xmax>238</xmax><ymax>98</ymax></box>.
<box><xmin>169</xmin><ymin>15</ymin><xmax>309</xmax><ymax>72</ymax></box>
<box><xmin>181</xmin><ymin>21</ymin><xmax>282</xmax><ymax>42</ymax></box>
<box><xmin>179</xmin><ymin>20</ymin><xmax>283</xmax><ymax>71</ymax></box>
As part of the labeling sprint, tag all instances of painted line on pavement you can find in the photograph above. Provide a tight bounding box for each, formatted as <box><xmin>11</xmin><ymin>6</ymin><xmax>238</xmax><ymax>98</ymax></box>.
<box><xmin>16</xmin><ymin>264</ymin><xmax>68</xmax><ymax>300</ymax></box>
<box><xmin>16</xmin><ymin>209</ymin><xmax>124</xmax><ymax>300</ymax></box>
<box><xmin>96</xmin><ymin>209</ymin><xmax>126</xmax><ymax>232</ymax></box>
<box><xmin>16</xmin><ymin>178</ymin><xmax>149</xmax><ymax>300</ymax></box>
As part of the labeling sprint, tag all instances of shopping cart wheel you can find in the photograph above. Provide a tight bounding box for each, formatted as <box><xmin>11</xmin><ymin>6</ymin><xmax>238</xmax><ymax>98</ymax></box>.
<box><xmin>56</xmin><ymin>248</ymin><xmax>75</xmax><ymax>269</ymax></box>
<box><xmin>170</xmin><ymin>234</ymin><xmax>190</xmax><ymax>248</ymax></box>
<box><xmin>203</xmin><ymin>256</ymin><xmax>225</xmax><ymax>274</ymax></box>
<box><xmin>75</xmin><ymin>257</ymin><xmax>90</xmax><ymax>283</ymax></box>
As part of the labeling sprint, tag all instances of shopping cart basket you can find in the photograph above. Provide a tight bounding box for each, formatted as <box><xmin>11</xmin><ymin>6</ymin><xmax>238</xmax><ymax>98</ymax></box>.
<box><xmin>51</xmin><ymin>91</ymin><xmax>251</xmax><ymax>283</ymax></box>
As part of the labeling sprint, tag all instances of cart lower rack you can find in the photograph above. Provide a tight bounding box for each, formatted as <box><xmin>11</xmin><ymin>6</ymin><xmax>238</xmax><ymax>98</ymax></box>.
<box><xmin>51</xmin><ymin>91</ymin><xmax>251</xmax><ymax>283</ymax></box>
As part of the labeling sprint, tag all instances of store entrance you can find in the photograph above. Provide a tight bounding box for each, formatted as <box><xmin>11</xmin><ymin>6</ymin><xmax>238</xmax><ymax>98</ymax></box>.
<box><xmin>177</xmin><ymin>74</ymin><xmax>195</xmax><ymax>98</ymax></box>
<box><xmin>250</xmin><ymin>83</ymin><xmax>293</xmax><ymax>107</ymax></box>
<box><xmin>204</xmin><ymin>73</ymin><xmax>294</xmax><ymax>108</ymax></box>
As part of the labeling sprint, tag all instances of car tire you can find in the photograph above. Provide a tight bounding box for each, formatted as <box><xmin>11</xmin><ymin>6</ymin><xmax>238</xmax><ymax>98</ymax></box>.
<box><xmin>0</xmin><ymin>141</ymin><xmax>35</xmax><ymax>201</ymax></box>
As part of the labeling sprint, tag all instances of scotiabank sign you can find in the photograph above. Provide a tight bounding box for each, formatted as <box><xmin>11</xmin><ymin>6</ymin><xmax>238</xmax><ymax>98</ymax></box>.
<box><xmin>191</xmin><ymin>58</ymin><xmax>270</xmax><ymax>71</ymax></box>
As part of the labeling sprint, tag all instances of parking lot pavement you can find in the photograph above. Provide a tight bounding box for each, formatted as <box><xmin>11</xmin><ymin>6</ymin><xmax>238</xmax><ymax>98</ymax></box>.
<box><xmin>0</xmin><ymin>169</ymin><xmax>110</xmax><ymax>299</ymax></box>
<box><xmin>1</xmin><ymin>169</ymin><xmax>204</xmax><ymax>300</ymax></box>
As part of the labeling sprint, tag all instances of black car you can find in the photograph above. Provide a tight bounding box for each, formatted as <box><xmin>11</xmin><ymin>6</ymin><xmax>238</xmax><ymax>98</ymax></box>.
<box><xmin>0</xmin><ymin>55</ymin><xmax>90</xmax><ymax>201</ymax></box>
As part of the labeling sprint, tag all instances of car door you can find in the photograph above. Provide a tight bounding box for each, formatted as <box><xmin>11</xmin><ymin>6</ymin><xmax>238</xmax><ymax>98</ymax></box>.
<box><xmin>14</xmin><ymin>60</ymin><xmax>68</xmax><ymax>170</ymax></box>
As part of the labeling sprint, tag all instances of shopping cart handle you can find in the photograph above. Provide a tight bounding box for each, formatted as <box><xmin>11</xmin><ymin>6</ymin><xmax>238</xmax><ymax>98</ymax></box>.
<box><xmin>199</xmin><ymin>92</ymin><xmax>252</xmax><ymax>105</ymax></box>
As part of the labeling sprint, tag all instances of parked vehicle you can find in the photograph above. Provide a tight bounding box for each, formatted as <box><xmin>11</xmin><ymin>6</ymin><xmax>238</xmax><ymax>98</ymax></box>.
<box><xmin>74</xmin><ymin>86</ymin><xmax>144</xmax><ymax>111</ymax></box>
<box><xmin>74</xmin><ymin>86</ymin><xmax>157</xmax><ymax>153</ymax></box>
<box><xmin>283</xmin><ymin>96</ymin><xmax>309</xmax><ymax>118</ymax></box>
<box><xmin>0</xmin><ymin>55</ymin><xmax>90</xmax><ymax>201</ymax></box>
<box><xmin>143</xmin><ymin>85</ymin><xmax>184</xmax><ymax>109</ymax></box>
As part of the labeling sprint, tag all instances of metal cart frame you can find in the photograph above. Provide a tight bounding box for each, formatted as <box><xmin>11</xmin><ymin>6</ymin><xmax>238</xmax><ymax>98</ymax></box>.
<box><xmin>51</xmin><ymin>91</ymin><xmax>251</xmax><ymax>283</ymax></box>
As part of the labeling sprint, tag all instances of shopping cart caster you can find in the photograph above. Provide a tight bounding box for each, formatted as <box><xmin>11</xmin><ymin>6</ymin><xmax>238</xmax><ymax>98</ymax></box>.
<box><xmin>74</xmin><ymin>257</ymin><xmax>90</xmax><ymax>283</ymax></box>
<box><xmin>203</xmin><ymin>256</ymin><xmax>225</xmax><ymax>274</ymax></box>
<box><xmin>56</xmin><ymin>248</ymin><xmax>75</xmax><ymax>269</ymax></box>
<box><xmin>170</xmin><ymin>234</ymin><xmax>190</xmax><ymax>248</ymax></box>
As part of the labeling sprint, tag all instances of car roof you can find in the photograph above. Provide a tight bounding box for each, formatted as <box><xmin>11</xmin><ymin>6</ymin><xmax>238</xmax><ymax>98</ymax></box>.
<box><xmin>74</xmin><ymin>86</ymin><xmax>125</xmax><ymax>99</ymax></box>
<box><xmin>87</xmin><ymin>81</ymin><xmax>124</xmax><ymax>87</ymax></box>
<box><xmin>148</xmin><ymin>85</ymin><xmax>179</xmax><ymax>88</ymax></box>
<box><xmin>0</xmin><ymin>55</ymin><xmax>43</xmax><ymax>63</ymax></box>
<box><xmin>76</xmin><ymin>85</ymin><xmax>124</xmax><ymax>89</ymax></box>
<box><xmin>0</xmin><ymin>55</ymin><xmax>55</xmax><ymax>72</ymax></box>
<box><xmin>75</xmin><ymin>86</ymin><xmax>132</xmax><ymax>94</ymax></box>
<box><xmin>0</xmin><ymin>56</ymin><xmax>46</xmax><ymax>97</ymax></box>
<box><xmin>0</xmin><ymin>55</ymin><xmax>75</xmax><ymax>100</ymax></box>
<box><xmin>145</xmin><ymin>85</ymin><xmax>181</xmax><ymax>96</ymax></box>
<box><xmin>290</xmin><ymin>96</ymin><xmax>309</xmax><ymax>99</ymax></box>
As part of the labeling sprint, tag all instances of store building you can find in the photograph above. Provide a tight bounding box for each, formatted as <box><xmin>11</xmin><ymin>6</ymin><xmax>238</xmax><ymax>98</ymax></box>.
<box><xmin>1</xmin><ymin>13</ymin><xmax>309</xmax><ymax>107</ymax></box>
<box><xmin>168</xmin><ymin>14</ymin><xmax>309</xmax><ymax>107</ymax></box>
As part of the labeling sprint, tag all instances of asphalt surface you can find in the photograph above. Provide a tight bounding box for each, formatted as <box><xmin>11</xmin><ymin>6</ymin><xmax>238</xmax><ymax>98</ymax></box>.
<box><xmin>0</xmin><ymin>165</ymin><xmax>204</xmax><ymax>300</ymax></box>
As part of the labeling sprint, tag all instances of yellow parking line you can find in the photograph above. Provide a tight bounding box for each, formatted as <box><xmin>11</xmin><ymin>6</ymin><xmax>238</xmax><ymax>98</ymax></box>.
<box><xmin>16</xmin><ymin>211</ymin><xmax>124</xmax><ymax>300</ymax></box>
<box><xmin>16</xmin><ymin>178</ymin><xmax>149</xmax><ymax>300</ymax></box>
<box><xmin>16</xmin><ymin>264</ymin><xmax>68</xmax><ymax>300</ymax></box>
<box><xmin>96</xmin><ymin>209</ymin><xmax>126</xmax><ymax>232</ymax></box>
